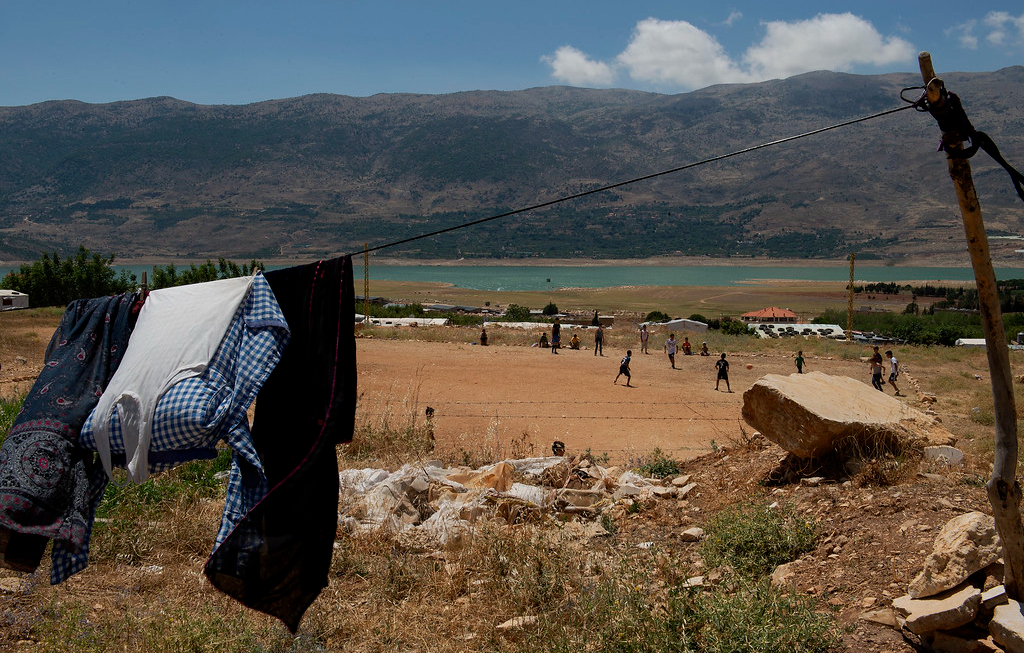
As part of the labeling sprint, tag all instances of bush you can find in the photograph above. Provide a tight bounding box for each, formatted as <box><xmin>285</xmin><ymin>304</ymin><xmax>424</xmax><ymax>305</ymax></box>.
<box><xmin>688</xmin><ymin>313</ymin><xmax>707</xmax><ymax>323</ymax></box>
<box><xmin>645</xmin><ymin>310</ymin><xmax>670</xmax><ymax>322</ymax></box>
<box><xmin>1</xmin><ymin>247</ymin><xmax>137</xmax><ymax>307</ymax></box>
<box><xmin>720</xmin><ymin>317</ymin><xmax>752</xmax><ymax>336</ymax></box>
<box><xmin>700</xmin><ymin>501</ymin><xmax>818</xmax><ymax>579</ymax></box>
<box><xmin>542</xmin><ymin>302</ymin><xmax>559</xmax><ymax>316</ymax></box>
<box><xmin>633</xmin><ymin>448</ymin><xmax>682</xmax><ymax>478</ymax></box>
<box><xmin>504</xmin><ymin>303</ymin><xmax>531</xmax><ymax>321</ymax></box>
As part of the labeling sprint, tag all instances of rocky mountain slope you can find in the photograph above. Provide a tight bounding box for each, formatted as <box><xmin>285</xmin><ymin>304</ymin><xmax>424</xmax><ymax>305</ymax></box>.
<box><xmin>1</xmin><ymin>67</ymin><xmax>1023</xmax><ymax>262</ymax></box>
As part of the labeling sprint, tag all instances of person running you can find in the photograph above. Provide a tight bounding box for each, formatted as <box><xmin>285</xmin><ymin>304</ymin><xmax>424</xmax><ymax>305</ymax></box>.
<box><xmin>614</xmin><ymin>350</ymin><xmax>632</xmax><ymax>387</ymax></box>
<box><xmin>886</xmin><ymin>350</ymin><xmax>902</xmax><ymax>396</ymax></box>
<box><xmin>795</xmin><ymin>350</ymin><xmax>805</xmax><ymax>374</ymax></box>
<box><xmin>594</xmin><ymin>324</ymin><xmax>604</xmax><ymax>356</ymax></box>
<box><xmin>551</xmin><ymin>318</ymin><xmax>561</xmax><ymax>354</ymax></box>
<box><xmin>664</xmin><ymin>332</ymin><xmax>678</xmax><ymax>369</ymax></box>
<box><xmin>869</xmin><ymin>346</ymin><xmax>885</xmax><ymax>391</ymax></box>
<box><xmin>639</xmin><ymin>324</ymin><xmax>650</xmax><ymax>354</ymax></box>
<box><xmin>715</xmin><ymin>353</ymin><xmax>731</xmax><ymax>392</ymax></box>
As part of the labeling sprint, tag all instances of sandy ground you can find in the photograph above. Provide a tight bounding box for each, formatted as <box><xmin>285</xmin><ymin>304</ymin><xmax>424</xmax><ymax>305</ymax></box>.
<box><xmin>356</xmin><ymin>337</ymin><xmax>868</xmax><ymax>463</ymax></box>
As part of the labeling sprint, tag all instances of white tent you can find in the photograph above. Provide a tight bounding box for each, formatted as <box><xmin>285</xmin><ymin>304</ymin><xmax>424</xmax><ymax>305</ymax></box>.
<box><xmin>0</xmin><ymin>289</ymin><xmax>28</xmax><ymax>310</ymax></box>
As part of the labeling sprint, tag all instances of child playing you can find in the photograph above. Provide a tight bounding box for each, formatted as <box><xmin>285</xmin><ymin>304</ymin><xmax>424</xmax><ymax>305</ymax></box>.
<box><xmin>714</xmin><ymin>353</ymin><xmax>731</xmax><ymax>392</ymax></box>
<box><xmin>795</xmin><ymin>350</ymin><xmax>804</xmax><ymax>374</ymax></box>
<box><xmin>614</xmin><ymin>350</ymin><xmax>633</xmax><ymax>387</ymax></box>
<box><xmin>886</xmin><ymin>350</ymin><xmax>901</xmax><ymax>396</ymax></box>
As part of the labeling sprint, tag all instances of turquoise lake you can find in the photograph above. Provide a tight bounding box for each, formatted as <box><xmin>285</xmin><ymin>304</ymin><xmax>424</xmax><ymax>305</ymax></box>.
<box><xmin>5</xmin><ymin>263</ymin><xmax>1024</xmax><ymax>292</ymax></box>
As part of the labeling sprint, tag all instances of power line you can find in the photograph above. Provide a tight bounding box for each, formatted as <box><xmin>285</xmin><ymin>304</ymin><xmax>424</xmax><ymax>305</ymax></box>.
<box><xmin>351</xmin><ymin>104</ymin><xmax>914</xmax><ymax>256</ymax></box>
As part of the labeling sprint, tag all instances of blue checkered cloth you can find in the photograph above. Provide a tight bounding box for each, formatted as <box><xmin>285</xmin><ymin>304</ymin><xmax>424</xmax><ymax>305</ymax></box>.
<box><xmin>57</xmin><ymin>273</ymin><xmax>290</xmax><ymax>583</ymax></box>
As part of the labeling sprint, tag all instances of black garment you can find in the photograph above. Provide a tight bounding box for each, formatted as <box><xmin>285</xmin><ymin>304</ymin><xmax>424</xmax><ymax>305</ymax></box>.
<box><xmin>205</xmin><ymin>257</ymin><xmax>356</xmax><ymax>633</ymax></box>
<box><xmin>0</xmin><ymin>294</ymin><xmax>137</xmax><ymax>572</ymax></box>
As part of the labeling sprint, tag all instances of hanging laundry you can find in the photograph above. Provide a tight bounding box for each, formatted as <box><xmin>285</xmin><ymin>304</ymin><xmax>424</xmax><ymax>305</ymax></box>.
<box><xmin>88</xmin><ymin>275</ymin><xmax>255</xmax><ymax>483</ymax></box>
<box><xmin>64</xmin><ymin>272</ymin><xmax>289</xmax><ymax>583</ymax></box>
<box><xmin>205</xmin><ymin>256</ymin><xmax>356</xmax><ymax>633</ymax></box>
<box><xmin>0</xmin><ymin>293</ymin><xmax>138</xmax><ymax>574</ymax></box>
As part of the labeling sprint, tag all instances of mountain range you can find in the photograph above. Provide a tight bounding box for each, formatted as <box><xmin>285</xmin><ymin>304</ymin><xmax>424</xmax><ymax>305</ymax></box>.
<box><xmin>2</xmin><ymin>67</ymin><xmax>1023</xmax><ymax>264</ymax></box>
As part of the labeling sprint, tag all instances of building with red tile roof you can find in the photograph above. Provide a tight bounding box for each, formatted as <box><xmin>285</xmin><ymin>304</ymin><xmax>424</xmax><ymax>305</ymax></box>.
<box><xmin>741</xmin><ymin>306</ymin><xmax>798</xmax><ymax>323</ymax></box>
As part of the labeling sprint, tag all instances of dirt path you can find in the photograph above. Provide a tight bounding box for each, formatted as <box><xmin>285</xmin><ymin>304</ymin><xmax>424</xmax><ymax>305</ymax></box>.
<box><xmin>356</xmin><ymin>337</ymin><xmax>868</xmax><ymax>463</ymax></box>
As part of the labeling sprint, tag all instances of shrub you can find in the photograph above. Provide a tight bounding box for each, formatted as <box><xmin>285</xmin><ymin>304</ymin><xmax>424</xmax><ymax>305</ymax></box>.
<box><xmin>645</xmin><ymin>310</ymin><xmax>670</xmax><ymax>322</ymax></box>
<box><xmin>700</xmin><ymin>501</ymin><xmax>818</xmax><ymax>579</ymax></box>
<box><xmin>0</xmin><ymin>395</ymin><xmax>23</xmax><ymax>446</ymax></box>
<box><xmin>633</xmin><ymin>448</ymin><xmax>681</xmax><ymax>478</ymax></box>
<box><xmin>720</xmin><ymin>317</ymin><xmax>752</xmax><ymax>336</ymax></box>
<box><xmin>688</xmin><ymin>313</ymin><xmax>707</xmax><ymax>323</ymax></box>
<box><xmin>504</xmin><ymin>303</ymin><xmax>531</xmax><ymax>321</ymax></box>
<box><xmin>542</xmin><ymin>302</ymin><xmax>559</xmax><ymax>316</ymax></box>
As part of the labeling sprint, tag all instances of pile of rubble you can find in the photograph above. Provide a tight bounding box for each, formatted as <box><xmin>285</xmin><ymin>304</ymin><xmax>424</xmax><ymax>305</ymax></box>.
<box><xmin>337</xmin><ymin>454</ymin><xmax>696</xmax><ymax>550</ymax></box>
<box><xmin>872</xmin><ymin>511</ymin><xmax>1021</xmax><ymax>652</ymax></box>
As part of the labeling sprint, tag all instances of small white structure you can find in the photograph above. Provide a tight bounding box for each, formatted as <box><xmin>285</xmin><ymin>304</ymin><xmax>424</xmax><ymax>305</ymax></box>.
<box><xmin>642</xmin><ymin>318</ymin><xmax>708</xmax><ymax>332</ymax></box>
<box><xmin>955</xmin><ymin>338</ymin><xmax>987</xmax><ymax>348</ymax></box>
<box><xmin>0</xmin><ymin>289</ymin><xmax>28</xmax><ymax>310</ymax></box>
<box><xmin>750</xmin><ymin>323</ymin><xmax>845</xmax><ymax>339</ymax></box>
<box><xmin>355</xmin><ymin>314</ymin><xmax>450</xmax><ymax>327</ymax></box>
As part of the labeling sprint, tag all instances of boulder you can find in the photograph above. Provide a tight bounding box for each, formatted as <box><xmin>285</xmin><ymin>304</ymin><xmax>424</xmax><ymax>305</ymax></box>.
<box><xmin>925</xmin><ymin>445</ymin><xmax>966</xmax><ymax>467</ymax></box>
<box><xmin>909</xmin><ymin>512</ymin><xmax>1001</xmax><ymax>598</ymax></box>
<box><xmin>742</xmin><ymin>371</ymin><xmax>957</xmax><ymax>458</ymax></box>
<box><xmin>680</xmin><ymin>527</ymin><xmax>705</xmax><ymax>542</ymax></box>
<box><xmin>991</xmin><ymin>599</ymin><xmax>1024</xmax><ymax>653</ymax></box>
<box><xmin>892</xmin><ymin>584</ymin><xmax>981</xmax><ymax>634</ymax></box>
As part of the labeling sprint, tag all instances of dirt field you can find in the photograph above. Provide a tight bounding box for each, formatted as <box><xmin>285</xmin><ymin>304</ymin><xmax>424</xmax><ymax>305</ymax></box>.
<box><xmin>357</xmin><ymin>336</ymin><xmax>867</xmax><ymax>463</ymax></box>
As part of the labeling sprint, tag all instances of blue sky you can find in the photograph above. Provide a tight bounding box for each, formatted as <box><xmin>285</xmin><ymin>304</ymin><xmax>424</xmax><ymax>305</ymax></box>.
<box><xmin>1</xmin><ymin>1</ymin><xmax>1022</xmax><ymax>106</ymax></box>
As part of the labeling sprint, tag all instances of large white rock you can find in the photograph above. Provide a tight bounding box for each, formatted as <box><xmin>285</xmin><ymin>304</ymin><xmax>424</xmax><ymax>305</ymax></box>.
<box><xmin>742</xmin><ymin>371</ymin><xmax>956</xmax><ymax>458</ymax></box>
<box><xmin>892</xmin><ymin>584</ymin><xmax>981</xmax><ymax>634</ymax></box>
<box><xmin>991</xmin><ymin>599</ymin><xmax>1024</xmax><ymax>653</ymax></box>
<box><xmin>909</xmin><ymin>512</ymin><xmax>1002</xmax><ymax>599</ymax></box>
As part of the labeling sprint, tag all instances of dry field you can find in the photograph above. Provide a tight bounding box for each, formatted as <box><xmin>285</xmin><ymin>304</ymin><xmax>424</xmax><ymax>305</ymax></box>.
<box><xmin>0</xmin><ymin>282</ymin><xmax>1020</xmax><ymax>652</ymax></box>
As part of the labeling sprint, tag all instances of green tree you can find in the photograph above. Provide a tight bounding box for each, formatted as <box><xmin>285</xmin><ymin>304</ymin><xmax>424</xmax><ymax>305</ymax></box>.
<box><xmin>721</xmin><ymin>317</ymin><xmax>752</xmax><ymax>336</ymax></box>
<box><xmin>504</xmin><ymin>304</ymin><xmax>530</xmax><ymax>321</ymax></box>
<box><xmin>645</xmin><ymin>310</ymin><xmax>670</xmax><ymax>322</ymax></box>
<box><xmin>1</xmin><ymin>247</ymin><xmax>136</xmax><ymax>307</ymax></box>
<box><xmin>542</xmin><ymin>302</ymin><xmax>559</xmax><ymax>316</ymax></box>
<box><xmin>150</xmin><ymin>258</ymin><xmax>263</xmax><ymax>289</ymax></box>
<box><xmin>688</xmin><ymin>313</ymin><xmax>708</xmax><ymax>323</ymax></box>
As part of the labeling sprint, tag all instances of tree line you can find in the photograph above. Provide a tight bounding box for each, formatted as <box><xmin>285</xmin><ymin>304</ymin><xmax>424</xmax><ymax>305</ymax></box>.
<box><xmin>1</xmin><ymin>247</ymin><xmax>263</xmax><ymax>307</ymax></box>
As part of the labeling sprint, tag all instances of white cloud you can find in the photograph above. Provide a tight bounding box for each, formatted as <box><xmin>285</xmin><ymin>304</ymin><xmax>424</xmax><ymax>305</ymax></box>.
<box><xmin>541</xmin><ymin>46</ymin><xmax>615</xmax><ymax>86</ymax></box>
<box><xmin>543</xmin><ymin>13</ymin><xmax>914</xmax><ymax>91</ymax></box>
<box><xmin>948</xmin><ymin>20</ymin><xmax>979</xmax><ymax>49</ymax></box>
<box><xmin>724</xmin><ymin>11</ymin><xmax>742</xmax><ymax>27</ymax></box>
<box><xmin>983</xmin><ymin>11</ymin><xmax>1024</xmax><ymax>48</ymax></box>
<box><xmin>743</xmin><ymin>13</ymin><xmax>915</xmax><ymax>79</ymax></box>
<box><xmin>616</xmin><ymin>18</ymin><xmax>754</xmax><ymax>89</ymax></box>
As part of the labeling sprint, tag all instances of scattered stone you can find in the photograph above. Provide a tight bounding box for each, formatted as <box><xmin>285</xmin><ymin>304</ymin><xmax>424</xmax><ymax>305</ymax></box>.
<box><xmin>741</xmin><ymin>371</ymin><xmax>956</xmax><ymax>458</ymax></box>
<box><xmin>684</xmin><ymin>576</ymin><xmax>705</xmax><ymax>588</ymax></box>
<box><xmin>555</xmin><ymin>488</ymin><xmax>605</xmax><ymax>509</ymax></box>
<box><xmin>496</xmin><ymin>616</ymin><xmax>538</xmax><ymax>631</ymax></box>
<box><xmin>771</xmin><ymin>561</ymin><xmax>800</xmax><ymax>588</ymax></box>
<box><xmin>991</xmin><ymin>599</ymin><xmax>1024</xmax><ymax>653</ymax></box>
<box><xmin>925</xmin><ymin>446</ymin><xmax>966</xmax><ymax>467</ymax></box>
<box><xmin>676</xmin><ymin>482</ymin><xmax>697</xmax><ymax>499</ymax></box>
<box><xmin>909</xmin><ymin>512</ymin><xmax>1001</xmax><ymax>599</ymax></box>
<box><xmin>893</xmin><ymin>584</ymin><xmax>982</xmax><ymax>634</ymax></box>
<box><xmin>927</xmin><ymin>628</ymin><xmax>1003</xmax><ymax>653</ymax></box>
<box><xmin>612</xmin><ymin>485</ymin><xmax>643</xmax><ymax>500</ymax></box>
<box><xmin>14</xmin><ymin>355</ymin><xmax>27</xmax><ymax>365</ymax></box>
<box><xmin>801</xmin><ymin>476</ymin><xmax>825</xmax><ymax>487</ymax></box>
<box><xmin>671</xmin><ymin>474</ymin><xmax>692</xmax><ymax>487</ymax></box>
<box><xmin>859</xmin><ymin>608</ymin><xmax>900</xmax><ymax>628</ymax></box>
<box><xmin>680</xmin><ymin>527</ymin><xmax>704</xmax><ymax>542</ymax></box>
<box><xmin>983</xmin><ymin>585</ymin><xmax>1009</xmax><ymax>611</ymax></box>
<box><xmin>0</xmin><ymin>577</ymin><xmax>29</xmax><ymax>594</ymax></box>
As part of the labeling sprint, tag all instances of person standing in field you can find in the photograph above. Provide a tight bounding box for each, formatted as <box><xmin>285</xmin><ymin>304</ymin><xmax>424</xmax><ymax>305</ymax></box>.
<box><xmin>480</xmin><ymin>328</ymin><xmax>488</xmax><ymax>346</ymax></box>
<box><xmin>886</xmin><ymin>350</ymin><xmax>902</xmax><ymax>396</ymax></box>
<box><xmin>614</xmin><ymin>350</ymin><xmax>632</xmax><ymax>387</ymax></box>
<box><xmin>551</xmin><ymin>318</ymin><xmax>561</xmax><ymax>354</ymax></box>
<box><xmin>715</xmin><ymin>352</ymin><xmax>731</xmax><ymax>392</ymax></box>
<box><xmin>795</xmin><ymin>350</ymin><xmax>805</xmax><ymax>374</ymax></box>
<box><xmin>869</xmin><ymin>345</ymin><xmax>885</xmax><ymax>391</ymax></box>
<box><xmin>594</xmin><ymin>324</ymin><xmax>604</xmax><ymax>356</ymax></box>
<box><xmin>639</xmin><ymin>324</ymin><xmax>650</xmax><ymax>354</ymax></box>
<box><xmin>664</xmin><ymin>332</ymin><xmax>678</xmax><ymax>369</ymax></box>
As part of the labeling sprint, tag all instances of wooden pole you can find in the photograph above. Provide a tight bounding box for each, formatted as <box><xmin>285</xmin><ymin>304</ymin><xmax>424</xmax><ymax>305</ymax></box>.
<box><xmin>363</xmin><ymin>244</ymin><xmax>370</xmax><ymax>325</ymax></box>
<box><xmin>847</xmin><ymin>253</ymin><xmax>855</xmax><ymax>342</ymax></box>
<box><xmin>919</xmin><ymin>51</ymin><xmax>1024</xmax><ymax>599</ymax></box>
